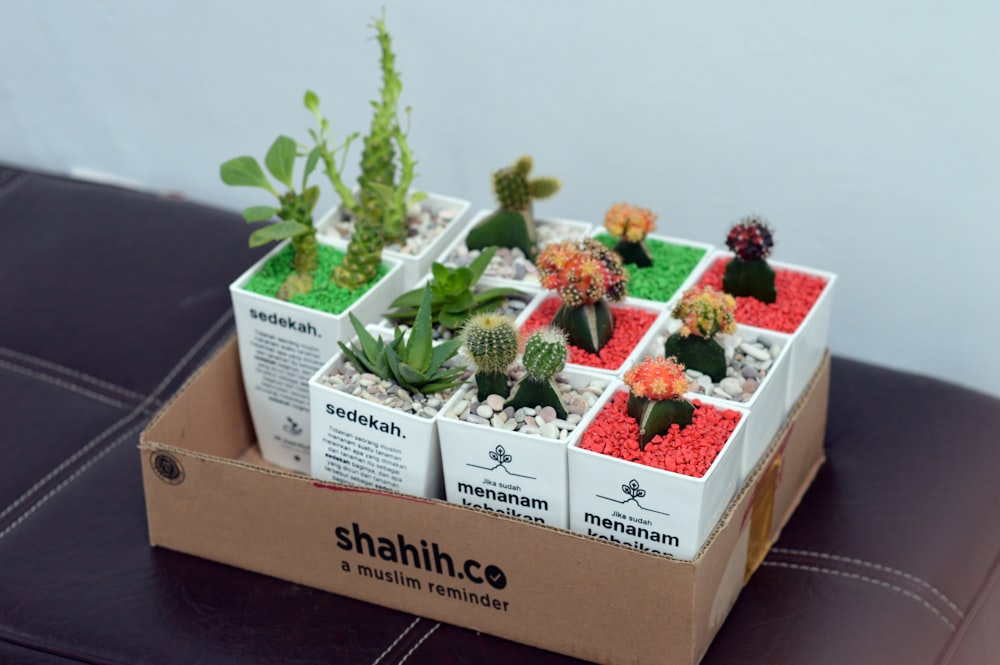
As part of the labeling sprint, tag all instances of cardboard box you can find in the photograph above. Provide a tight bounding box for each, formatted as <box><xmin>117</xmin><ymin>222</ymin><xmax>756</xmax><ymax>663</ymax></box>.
<box><xmin>140</xmin><ymin>337</ymin><xmax>829</xmax><ymax>665</ymax></box>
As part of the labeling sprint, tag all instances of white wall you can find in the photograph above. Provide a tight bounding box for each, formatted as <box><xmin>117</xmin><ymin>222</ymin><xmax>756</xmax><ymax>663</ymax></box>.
<box><xmin>3</xmin><ymin>0</ymin><xmax>998</xmax><ymax>397</ymax></box>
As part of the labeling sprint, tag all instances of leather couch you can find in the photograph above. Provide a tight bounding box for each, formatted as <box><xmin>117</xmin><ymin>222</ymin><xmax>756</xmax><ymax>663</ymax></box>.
<box><xmin>1</xmin><ymin>164</ymin><xmax>997</xmax><ymax>664</ymax></box>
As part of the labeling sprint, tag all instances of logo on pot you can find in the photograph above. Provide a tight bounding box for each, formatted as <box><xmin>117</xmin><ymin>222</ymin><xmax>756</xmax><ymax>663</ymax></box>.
<box><xmin>467</xmin><ymin>445</ymin><xmax>536</xmax><ymax>479</ymax></box>
<box><xmin>150</xmin><ymin>451</ymin><xmax>185</xmax><ymax>485</ymax></box>
<box><xmin>596</xmin><ymin>479</ymin><xmax>669</xmax><ymax>516</ymax></box>
<box><xmin>283</xmin><ymin>416</ymin><xmax>303</xmax><ymax>437</ymax></box>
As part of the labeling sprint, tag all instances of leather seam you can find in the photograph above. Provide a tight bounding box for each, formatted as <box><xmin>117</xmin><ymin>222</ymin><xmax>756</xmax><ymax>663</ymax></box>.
<box><xmin>762</xmin><ymin>560</ymin><xmax>958</xmax><ymax>631</ymax></box>
<box><xmin>0</xmin><ymin>357</ymin><xmax>148</xmax><ymax>410</ymax></box>
<box><xmin>397</xmin><ymin>622</ymin><xmax>441</xmax><ymax>664</ymax></box>
<box><xmin>371</xmin><ymin>617</ymin><xmax>423</xmax><ymax>665</ymax></box>
<box><xmin>0</xmin><ymin>346</ymin><xmax>148</xmax><ymax>401</ymax></box>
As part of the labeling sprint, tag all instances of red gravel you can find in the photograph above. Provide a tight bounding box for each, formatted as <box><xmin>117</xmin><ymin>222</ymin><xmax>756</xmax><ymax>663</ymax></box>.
<box><xmin>698</xmin><ymin>257</ymin><xmax>827</xmax><ymax>333</ymax></box>
<box><xmin>521</xmin><ymin>297</ymin><xmax>659</xmax><ymax>371</ymax></box>
<box><xmin>579</xmin><ymin>391</ymin><xmax>742</xmax><ymax>478</ymax></box>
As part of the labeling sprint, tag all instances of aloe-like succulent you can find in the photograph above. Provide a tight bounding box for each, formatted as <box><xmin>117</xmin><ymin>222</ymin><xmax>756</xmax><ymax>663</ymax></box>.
<box><xmin>604</xmin><ymin>202</ymin><xmax>658</xmax><ymax>268</ymax></box>
<box><xmin>338</xmin><ymin>284</ymin><xmax>464</xmax><ymax>395</ymax></box>
<box><xmin>464</xmin><ymin>156</ymin><xmax>561</xmax><ymax>261</ymax></box>
<box><xmin>536</xmin><ymin>237</ymin><xmax>629</xmax><ymax>354</ymax></box>
<box><xmin>384</xmin><ymin>246</ymin><xmax>524</xmax><ymax>332</ymax></box>
<box><xmin>623</xmin><ymin>356</ymin><xmax>694</xmax><ymax>449</ymax></box>
<box><xmin>220</xmin><ymin>134</ymin><xmax>323</xmax><ymax>300</ymax></box>
<box><xmin>723</xmin><ymin>215</ymin><xmax>777</xmax><ymax>303</ymax></box>
<box><xmin>664</xmin><ymin>286</ymin><xmax>737</xmax><ymax>383</ymax></box>
<box><xmin>505</xmin><ymin>327</ymin><xmax>570</xmax><ymax>419</ymax></box>
<box><xmin>460</xmin><ymin>311</ymin><xmax>520</xmax><ymax>400</ymax></box>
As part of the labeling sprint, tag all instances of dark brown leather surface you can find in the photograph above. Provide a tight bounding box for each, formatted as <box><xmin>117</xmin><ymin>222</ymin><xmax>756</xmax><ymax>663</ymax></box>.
<box><xmin>1</xmin><ymin>164</ymin><xmax>997</xmax><ymax>664</ymax></box>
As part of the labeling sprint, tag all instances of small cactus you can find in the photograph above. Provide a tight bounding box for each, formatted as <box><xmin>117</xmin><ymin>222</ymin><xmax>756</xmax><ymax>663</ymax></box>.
<box><xmin>465</xmin><ymin>155</ymin><xmax>561</xmax><ymax>261</ymax></box>
<box><xmin>723</xmin><ymin>215</ymin><xmax>776</xmax><ymax>303</ymax></box>
<box><xmin>536</xmin><ymin>238</ymin><xmax>629</xmax><ymax>354</ymax></box>
<box><xmin>460</xmin><ymin>311</ymin><xmax>520</xmax><ymax>400</ymax></box>
<box><xmin>664</xmin><ymin>286</ymin><xmax>737</xmax><ymax>382</ymax></box>
<box><xmin>604</xmin><ymin>202</ymin><xmax>658</xmax><ymax>268</ymax></box>
<box><xmin>505</xmin><ymin>327</ymin><xmax>569</xmax><ymax>419</ymax></box>
<box><xmin>623</xmin><ymin>356</ymin><xmax>694</xmax><ymax>449</ymax></box>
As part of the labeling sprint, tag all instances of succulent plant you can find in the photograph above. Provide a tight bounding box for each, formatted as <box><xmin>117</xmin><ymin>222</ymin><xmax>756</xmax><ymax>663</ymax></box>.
<box><xmin>306</xmin><ymin>14</ymin><xmax>423</xmax><ymax>289</ymax></box>
<box><xmin>220</xmin><ymin>135</ymin><xmax>324</xmax><ymax>301</ymax></box>
<box><xmin>384</xmin><ymin>246</ymin><xmax>525</xmax><ymax>332</ymax></box>
<box><xmin>603</xmin><ymin>202</ymin><xmax>658</xmax><ymax>268</ymax></box>
<box><xmin>505</xmin><ymin>327</ymin><xmax>570</xmax><ymax>419</ymax></box>
<box><xmin>664</xmin><ymin>286</ymin><xmax>737</xmax><ymax>383</ymax></box>
<box><xmin>623</xmin><ymin>356</ymin><xmax>694</xmax><ymax>449</ymax></box>
<box><xmin>723</xmin><ymin>215</ymin><xmax>776</xmax><ymax>303</ymax></box>
<box><xmin>536</xmin><ymin>237</ymin><xmax>629</xmax><ymax>354</ymax></box>
<box><xmin>338</xmin><ymin>284</ymin><xmax>465</xmax><ymax>395</ymax></box>
<box><xmin>464</xmin><ymin>156</ymin><xmax>561</xmax><ymax>261</ymax></box>
<box><xmin>460</xmin><ymin>311</ymin><xmax>520</xmax><ymax>400</ymax></box>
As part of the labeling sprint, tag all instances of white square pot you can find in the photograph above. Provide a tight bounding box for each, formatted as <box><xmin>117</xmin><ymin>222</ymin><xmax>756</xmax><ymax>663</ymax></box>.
<box><xmin>568</xmin><ymin>385</ymin><xmax>749</xmax><ymax>561</ymax></box>
<box><xmin>315</xmin><ymin>191</ymin><xmax>471</xmax><ymax>285</ymax></box>
<box><xmin>308</xmin><ymin>327</ymin><xmax>469</xmax><ymax>499</ymax></box>
<box><xmin>696</xmin><ymin>251</ymin><xmax>837</xmax><ymax>411</ymax></box>
<box><xmin>436</xmin><ymin>209</ymin><xmax>593</xmax><ymax>292</ymax></box>
<box><xmin>229</xmin><ymin>242</ymin><xmax>404</xmax><ymax>474</ymax></box>
<box><xmin>437</xmin><ymin>367</ymin><xmax>614</xmax><ymax>528</ymax></box>
<box><xmin>640</xmin><ymin>319</ymin><xmax>793</xmax><ymax>481</ymax></box>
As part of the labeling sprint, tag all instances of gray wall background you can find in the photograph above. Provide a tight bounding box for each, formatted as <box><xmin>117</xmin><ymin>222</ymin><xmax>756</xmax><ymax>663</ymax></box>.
<box><xmin>3</xmin><ymin>0</ymin><xmax>997</xmax><ymax>397</ymax></box>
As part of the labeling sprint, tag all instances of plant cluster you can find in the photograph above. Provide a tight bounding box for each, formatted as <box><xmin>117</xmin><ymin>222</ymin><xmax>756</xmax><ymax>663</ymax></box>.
<box><xmin>383</xmin><ymin>246</ymin><xmax>523</xmax><ymax>333</ymax></box>
<box><xmin>723</xmin><ymin>215</ymin><xmax>777</xmax><ymax>303</ymax></box>
<box><xmin>623</xmin><ymin>356</ymin><xmax>694</xmax><ymax>449</ymax></box>
<box><xmin>460</xmin><ymin>316</ymin><xmax>570</xmax><ymax>418</ymax></box>
<box><xmin>603</xmin><ymin>202</ymin><xmax>658</xmax><ymax>267</ymax></box>
<box><xmin>664</xmin><ymin>286</ymin><xmax>737</xmax><ymax>382</ymax></box>
<box><xmin>464</xmin><ymin>155</ymin><xmax>561</xmax><ymax>261</ymax></box>
<box><xmin>338</xmin><ymin>285</ymin><xmax>464</xmax><ymax>395</ymax></box>
<box><xmin>536</xmin><ymin>237</ymin><xmax>628</xmax><ymax>354</ymax></box>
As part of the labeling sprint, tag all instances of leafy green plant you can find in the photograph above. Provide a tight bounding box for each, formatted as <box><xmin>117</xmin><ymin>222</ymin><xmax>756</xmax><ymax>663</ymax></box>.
<box><xmin>383</xmin><ymin>246</ymin><xmax>525</xmax><ymax>332</ymax></box>
<box><xmin>220</xmin><ymin>135</ymin><xmax>323</xmax><ymax>300</ymax></box>
<box><xmin>338</xmin><ymin>284</ymin><xmax>465</xmax><ymax>395</ymax></box>
<box><xmin>306</xmin><ymin>13</ymin><xmax>422</xmax><ymax>290</ymax></box>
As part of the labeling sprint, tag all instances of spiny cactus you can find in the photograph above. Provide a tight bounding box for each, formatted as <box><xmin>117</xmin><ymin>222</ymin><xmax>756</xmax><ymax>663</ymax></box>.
<box><xmin>536</xmin><ymin>238</ymin><xmax>629</xmax><ymax>354</ymax></box>
<box><xmin>460</xmin><ymin>311</ymin><xmax>520</xmax><ymax>400</ymax></box>
<box><xmin>505</xmin><ymin>327</ymin><xmax>569</xmax><ymax>419</ymax></box>
<box><xmin>604</xmin><ymin>202</ymin><xmax>658</xmax><ymax>268</ymax></box>
<box><xmin>664</xmin><ymin>286</ymin><xmax>737</xmax><ymax>383</ymax></box>
<box><xmin>623</xmin><ymin>356</ymin><xmax>694</xmax><ymax>449</ymax></box>
<box><xmin>220</xmin><ymin>135</ymin><xmax>322</xmax><ymax>300</ymax></box>
<box><xmin>723</xmin><ymin>215</ymin><xmax>776</xmax><ymax>303</ymax></box>
<box><xmin>464</xmin><ymin>155</ymin><xmax>561</xmax><ymax>261</ymax></box>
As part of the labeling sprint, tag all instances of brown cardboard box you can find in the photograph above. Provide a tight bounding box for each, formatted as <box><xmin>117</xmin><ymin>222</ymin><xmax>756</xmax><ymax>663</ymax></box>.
<box><xmin>140</xmin><ymin>337</ymin><xmax>829</xmax><ymax>665</ymax></box>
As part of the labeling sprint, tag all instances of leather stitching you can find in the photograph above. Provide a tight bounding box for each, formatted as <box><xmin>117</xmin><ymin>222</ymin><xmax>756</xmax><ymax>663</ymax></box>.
<box><xmin>0</xmin><ymin>346</ymin><xmax>149</xmax><ymax>401</ymax></box>
<box><xmin>371</xmin><ymin>617</ymin><xmax>423</xmax><ymax>665</ymax></box>
<box><xmin>0</xmin><ymin>357</ymin><xmax>148</xmax><ymax>410</ymax></box>
<box><xmin>397</xmin><ymin>622</ymin><xmax>441</xmax><ymax>664</ymax></box>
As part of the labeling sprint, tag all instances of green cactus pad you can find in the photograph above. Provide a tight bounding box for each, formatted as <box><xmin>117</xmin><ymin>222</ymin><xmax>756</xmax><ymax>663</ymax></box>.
<box><xmin>612</xmin><ymin>239</ymin><xmax>654</xmax><ymax>268</ymax></box>
<box><xmin>465</xmin><ymin>210</ymin><xmax>539</xmax><ymax>261</ymax></box>
<box><xmin>474</xmin><ymin>369</ymin><xmax>510</xmax><ymax>401</ymax></box>
<box><xmin>626</xmin><ymin>394</ymin><xmax>694</xmax><ymax>449</ymax></box>
<box><xmin>663</xmin><ymin>333</ymin><xmax>727</xmax><ymax>383</ymax></box>
<box><xmin>505</xmin><ymin>377</ymin><xmax>568</xmax><ymax>420</ymax></box>
<box><xmin>552</xmin><ymin>300</ymin><xmax>615</xmax><ymax>355</ymax></box>
<box><xmin>723</xmin><ymin>258</ymin><xmax>777</xmax><ymax>304</ymax></box>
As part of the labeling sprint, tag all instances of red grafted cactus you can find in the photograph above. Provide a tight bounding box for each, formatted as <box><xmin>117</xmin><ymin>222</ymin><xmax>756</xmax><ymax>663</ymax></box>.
<box><xmin>664</xmin><ymin>286</ymin><xmax>737</xmax><ymax>382</ymax></box>
<box><xmin>623</xmin><ymin>356</ymin><xmax>694</xmax><ymax>449</ymax></box>
<box><xmin>723</xmin><ymin>215</ymin><xmax>777</xmax><ymax>303</ymax></box>
<box><xmin>604</xmin><ymin>202</ymin><xmax>658</xmax><ymax>267</ymax></box>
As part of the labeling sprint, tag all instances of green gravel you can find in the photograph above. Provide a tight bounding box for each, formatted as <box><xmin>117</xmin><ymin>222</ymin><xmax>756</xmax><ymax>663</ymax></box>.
<box><xmin>594</xmin><ymin>233</ymin><xmax>707</xmax><ymax>303</ymax></box>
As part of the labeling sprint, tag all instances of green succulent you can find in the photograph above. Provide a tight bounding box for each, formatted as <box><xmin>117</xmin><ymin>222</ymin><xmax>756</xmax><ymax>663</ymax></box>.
<box><xmin>338</xmin><ymin>284</ymin><xmax>465</xmax><ymax>395</ymax></box>
<box><xmin>384</xmin><ymin>246</ymin><xmax>525</xmax><ymax>332</ymax></box>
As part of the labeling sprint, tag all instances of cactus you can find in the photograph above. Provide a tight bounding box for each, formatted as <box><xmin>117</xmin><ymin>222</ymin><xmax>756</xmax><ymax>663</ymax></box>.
<box><xmin>465</xmin><ymin>156</ymin><xmax>561</xmax><ymax>261</ymax></box>
<box><xmin>536</xmin><ymin>238</ymin><xmax>629</xmax><ymax>354</ymax></box>
<box><xmin>623</xmin><ymin>356</ymin><xmax>694</xmax><ymax>449</ymax></box>
<box><xmin>664</xmin><ymin>286</ymin><xmax>737</xmax><ymax>383</ymax></box>
<box><xmin>723</xmin><ymin>215</ymin><xmax>776</xmax><ymax>303</ymax></box>
<box><xmin>338</xmin><ymin>284</ymin><xmax>465</xmax><ymax>395</ymax></box>
<box><xmin>460</xmin><ymin>311</ymin><xmax>520</xmax><ymax>400</ymax></box>
<box><xmin>384</xmin><ymin>246</ymin><xmax>524</xmax><ymax>332</ymax></box>
<box><xmin>505</xmin><ymin>327</ymin><xmax>570</xmax><ymax>419</ymax></box>
<box><xmin>220</xmin><ymin>134</ymin><xmax>323</xmax><ymax>300</ymax></box>
<box><xmin>604</xmin><ymin>202</ymin><xmax>658</xmax><ymax>268</ymax></box>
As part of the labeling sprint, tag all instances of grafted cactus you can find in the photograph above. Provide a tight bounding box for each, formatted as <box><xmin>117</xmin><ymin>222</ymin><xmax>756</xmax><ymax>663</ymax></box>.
<box><xmin>604</xmin><ymin>202</ymin><xmax>658</xmax><ymax>268</ymax></box>
<box><xmin>460</xmin><ymin>312</ymin><xmax>520</xmax><ymax>399</ymax></box>
<box><xmin>623</xmin><ymin>356</ymin><xmax>694</xmax><ymax>449</ymax></box>
<box><xmin>664</xmin><ymin>286</ymin><xmax>737</xmax><ymax>382</ymax></box>
<box><xmin>723</xmin><ymin>215</ymin><xmax>776</xmax><ymax>303</ymax></box>
<box><xmin>465</xmin><ymin>156</ymin><xmax>561</xmax><ymax>261</ymax></box>
<box><xmin>505</xmin><ymin>327</ymin><xmax>570</xmax><ymax>419</ymax></box>
<box><xmin>536</xmin><ymin>238</ymin><xmax>628</xmax><ymax>354</ymax></box>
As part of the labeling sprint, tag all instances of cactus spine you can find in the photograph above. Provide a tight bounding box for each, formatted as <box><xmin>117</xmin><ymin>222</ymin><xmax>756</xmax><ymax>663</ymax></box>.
<box><xmin>623</xmin><ymin>356</ymin><xmax>694</xmax><ymax>449</ymax></box>
<box><xmin>460</xmin><ymin>312</ymin><xmax>520</xmax><ymax>400</ymax></box>
<box><xmin>723</xmin><ymin>215</ymin><xmax>777</xmax><ymax>303</ymax></box>
<box><xmin>505</xmin><ymin>327</ymin><xmax>569</xmax><ymax>419</ymax></box>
